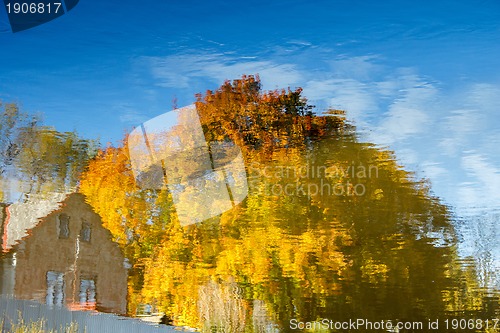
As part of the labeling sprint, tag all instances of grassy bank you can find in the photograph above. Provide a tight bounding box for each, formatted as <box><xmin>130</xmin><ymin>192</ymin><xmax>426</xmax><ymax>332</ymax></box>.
<box><xmin>1</xmin><ymin>318</ymin><xmax>81</xmax><ymax>333</ymax></box>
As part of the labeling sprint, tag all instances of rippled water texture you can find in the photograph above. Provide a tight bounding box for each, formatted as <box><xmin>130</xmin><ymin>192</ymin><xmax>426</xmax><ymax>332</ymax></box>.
<box><xmin>1</xmin><ymin>92</ymin><xmax>498</xmax><ymax>332</ymax></box>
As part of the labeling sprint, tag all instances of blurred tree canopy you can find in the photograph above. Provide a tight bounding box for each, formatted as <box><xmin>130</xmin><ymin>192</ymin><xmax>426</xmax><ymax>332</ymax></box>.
<box><xmin>77</xmin><ymin>75</ymin><xmax>498</xmax><ymax>331</ymax></box>
<box><xmin>0</xmin><ymin>101</ymin><xmax>98</xmax><ymax>201</ymax></box>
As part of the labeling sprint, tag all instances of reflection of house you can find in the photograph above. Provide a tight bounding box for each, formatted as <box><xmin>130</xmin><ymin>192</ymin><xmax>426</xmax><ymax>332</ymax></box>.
<box><xmin>1</xmin><ymin>192</ymin><xmax>67</xmax><ymax>251</ymax></box>
<box><xmin>0</xmin><ymin>193</ymin><xmax>128</xmax><ymax>315</ymax></box>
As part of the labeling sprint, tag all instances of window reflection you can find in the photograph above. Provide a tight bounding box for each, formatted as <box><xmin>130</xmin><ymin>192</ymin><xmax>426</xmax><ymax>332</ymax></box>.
<box><xmin>80</xmin><ymin>221</ymin><xmax>91</xmax><ymax>242</ymax></box>
<box><xmin>58</xmin><ymin>214</ymin><xmax>70</xmax><ymax>239</ymax></box>
<box><xmin>46</xmin><ymin>271</ymin><xmax>64</xmax><ymax>306</ymax></box>
<box><xmin>79</xmin><ymin>278</ymin><xmax>96</xmax><ymax>310</ymax></box>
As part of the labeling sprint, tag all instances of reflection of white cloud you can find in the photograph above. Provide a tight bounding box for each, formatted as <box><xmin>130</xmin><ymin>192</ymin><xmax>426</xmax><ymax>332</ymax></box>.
<box><xmin>460</xmin><ymin>154</ymin><xmax>500</xmax><ymax>208</ymax></box>
<box><xmin>395</xmin><ymin>148</ymin><xmax>419</xmax><ymax>166</ymax></box>
<box><xmin>438</xmin><ymin>109</ymin><xmax>484</xmax><ymax>157</ymax></box>
<box><xmin>115</xmin><ymin>104</ymin><xmax>148</xmax><ymax>125</ymax></box>
<box><xmin>144</xmin><ymin>54</ymin><xmax>303</xmax><ymax>90</ymax></box>
<box><xmin>446</xmin><ymin>109</ymin><xmax>483</xmax><ymax>133</ymax></box>
<box><xmin>376</xmin><ymin>80</ymin><xmax>400</xmax><ymax>97</ymax></box>
<box><xmin>375</xmin><ymin>77</ymin><xmax>436</xmax><ymax>145</ymax></box>
<box><xmin>327</xmin><ymin>55</ymin><xmax>382</xmax><ymax>81</ymax></box>
<box><xmin>304</xmin><ymin>79</ymin><xmax>378</xmax><ymax>123</ymax></box>
<box><xmin>304</xmin><ymin>71</ymin><xmax>439</xmax><ymax>146</ymax></box>
<box><xmin>467</xmin><ymin>83</ymin><xmax>500</xmax><ymax>113</ymax></box>
<box><xmin>438</xmin><ymin>137</ymin><xmax>460</xmax><ymax>157</ymax></box>
<box><xmin>378</xmin><ymin>106</ymin><xmax>430</xmax><ymax>144</ymax></box>
<box><xmin>421</xmin><ymin>162</ymin><xmax>447</xmax><ymax>180</ymax></box>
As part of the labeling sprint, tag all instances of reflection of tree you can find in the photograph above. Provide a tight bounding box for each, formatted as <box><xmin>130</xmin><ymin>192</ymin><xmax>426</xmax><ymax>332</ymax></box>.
<box><xmin>78</xmin><ymin>76</ymin><xmax>499</xmax><ymax>331</ymax></box>
<box><xmin>16</xmin><ymin>126</ymin><xmax>97</xmax><ymax>194</ymax></box>
<box><xmin>0</xmin><ymin>101</ymin><xmax>97</xmax><ymax>200</ymax></box>
<box><xmin>0</xmin><ymin>102</ymin><xmax>26</xmax><ymax>175</ymax></box>
<box><xmin>196</xmin><ymin>75</ymin><xmax>346</xmax><ymax>161</ymax></box>
<box><xmin>198</xmin><ymin>279</ymin><xmax>247</xmax><ymax>333</ymax></box>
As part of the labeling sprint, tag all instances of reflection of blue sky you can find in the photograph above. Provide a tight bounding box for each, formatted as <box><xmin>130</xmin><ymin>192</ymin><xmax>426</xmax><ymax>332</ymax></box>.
<box><xmin>1</xmin><ymin>0</ymin><xmax>499</xmax><ymax>278</ymax></box>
